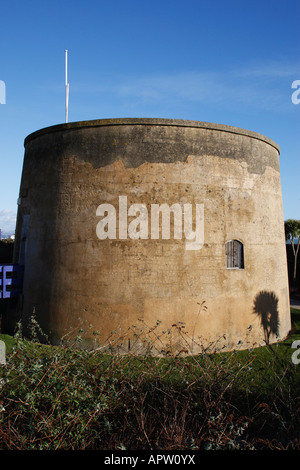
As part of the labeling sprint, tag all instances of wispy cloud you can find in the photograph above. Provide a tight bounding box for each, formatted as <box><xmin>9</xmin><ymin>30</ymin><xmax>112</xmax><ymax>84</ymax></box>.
<box><xmin>234</xmin><ymin>60</ymin><xmax>299</xmax><ymax>79</ymax></box>
<box><xmin>77</xmin><ymin>60</ymin><xmax>298</xmax><ymax>114</ymax></box>
<box><xmin>115</xmin><ymin>62</ymin><xmax>298</xmax><ymax>111</ymax></box>
<box><xmin>0</xmin><ymin>209</ymin><xmax>17</xmax><ymax>233</ymax></box>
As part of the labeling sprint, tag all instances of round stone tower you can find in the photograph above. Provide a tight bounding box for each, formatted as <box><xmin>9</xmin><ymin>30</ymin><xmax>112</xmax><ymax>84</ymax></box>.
<box><xmin>14</xmin><ymin>118</ymin><xmax>291</xmax><ymax>353</ymax></box>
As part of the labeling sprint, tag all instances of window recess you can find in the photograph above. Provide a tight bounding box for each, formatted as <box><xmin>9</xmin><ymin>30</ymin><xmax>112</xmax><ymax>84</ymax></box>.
<box><xmin>225</xmin><ymin>240</ymin><xmax>244</xmax><ymax>269</ymax></box>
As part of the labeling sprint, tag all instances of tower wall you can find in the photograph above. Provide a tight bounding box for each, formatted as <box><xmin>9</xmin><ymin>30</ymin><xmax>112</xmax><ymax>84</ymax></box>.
<box><xmin>14</xmin><ymin>118</ymin><xmax>291</xmax><ymax>353</ymax></box>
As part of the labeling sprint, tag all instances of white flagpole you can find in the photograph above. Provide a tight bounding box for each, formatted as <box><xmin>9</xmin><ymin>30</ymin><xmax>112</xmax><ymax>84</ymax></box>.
<box><xmin>65</xmin><ymin>50</ymin><xmax>69</xmax><ymax>123</ymax></box>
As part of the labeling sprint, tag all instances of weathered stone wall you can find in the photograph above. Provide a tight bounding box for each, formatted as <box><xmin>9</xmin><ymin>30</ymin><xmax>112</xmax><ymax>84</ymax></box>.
<box><xmin>13</xmin><ymin>118</ymin><xmax>291</xmax><ymax>353</ymax></box>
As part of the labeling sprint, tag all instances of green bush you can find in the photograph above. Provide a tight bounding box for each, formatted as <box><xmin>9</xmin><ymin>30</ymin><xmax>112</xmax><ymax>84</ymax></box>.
<box><xmin>0</xmin><ymin>312</ymin><xmax>299</xmax><ymax>450</ymax></box>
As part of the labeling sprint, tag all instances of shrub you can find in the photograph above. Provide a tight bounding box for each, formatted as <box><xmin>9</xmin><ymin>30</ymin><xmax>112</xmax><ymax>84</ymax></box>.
<box><xmin>0</xmin><ymin>314</ymin><xmax>299</xmax><ymax>450</ymax></box>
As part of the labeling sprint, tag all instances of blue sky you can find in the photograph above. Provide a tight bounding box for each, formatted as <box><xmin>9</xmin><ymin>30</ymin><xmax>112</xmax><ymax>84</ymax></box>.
<box><xmin>0</xmin><ymin>0</ymin><xmax>299</xmax><ymax>234</ymax></box>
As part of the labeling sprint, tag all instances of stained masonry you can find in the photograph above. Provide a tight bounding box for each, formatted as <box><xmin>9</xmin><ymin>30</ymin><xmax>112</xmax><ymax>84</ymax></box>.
<box><xmin>13</xmin><ymin>118</ymin><xmax>291</xmax><ymax>353</ymax></box>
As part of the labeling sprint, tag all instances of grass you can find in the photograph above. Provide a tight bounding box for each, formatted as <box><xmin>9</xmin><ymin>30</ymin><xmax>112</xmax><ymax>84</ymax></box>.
<box><xmin>290</xmin><ymin>307</ymin><xmax>300</xmax><ymax>340</ymax></box>
<box><xmin>0</xmin><ymin>309</ymin><xmax>299</xmax><ymax>450</ymax></box>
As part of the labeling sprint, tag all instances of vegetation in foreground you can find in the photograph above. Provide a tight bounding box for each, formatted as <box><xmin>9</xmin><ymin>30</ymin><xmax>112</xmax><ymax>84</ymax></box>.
<box><xmin>0</xmin><ymin>309</ymin><xmax>299</xmax><ymax>450</ymax></box>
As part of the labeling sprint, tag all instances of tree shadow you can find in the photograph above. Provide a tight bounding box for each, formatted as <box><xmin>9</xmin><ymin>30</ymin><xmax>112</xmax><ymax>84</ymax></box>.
<box><xmin>253</xmin><ymin>291</ymin><xmax>280</xmax><ymax>345</ymax></box>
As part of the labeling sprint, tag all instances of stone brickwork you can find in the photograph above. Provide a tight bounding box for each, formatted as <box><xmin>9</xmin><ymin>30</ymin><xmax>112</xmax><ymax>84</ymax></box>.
<box><xmin>13</xmin><ymin>118</ymin><xmax>291</xmax><ymax>353</ymax></box>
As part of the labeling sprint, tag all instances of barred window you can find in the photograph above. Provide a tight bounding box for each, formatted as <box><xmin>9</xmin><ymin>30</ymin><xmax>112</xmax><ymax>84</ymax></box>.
<box><xmin>225</xmin><ymin>240</ymin><xmax>244</xmax><ymax>269</ymax></box>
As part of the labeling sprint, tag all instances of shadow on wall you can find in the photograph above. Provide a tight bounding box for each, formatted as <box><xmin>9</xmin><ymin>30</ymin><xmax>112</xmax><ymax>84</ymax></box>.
<box><xmin>253</xmin><ymin>291</ymin><xmax>280</xmax><ymax>345</ymax></box>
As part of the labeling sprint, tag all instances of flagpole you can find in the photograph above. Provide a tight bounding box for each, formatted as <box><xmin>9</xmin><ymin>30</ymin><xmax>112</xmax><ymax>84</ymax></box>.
<box><xmin>65</xmin><ymin>50</ymin><xmax>69</xmax><ymax>123</ymax></box>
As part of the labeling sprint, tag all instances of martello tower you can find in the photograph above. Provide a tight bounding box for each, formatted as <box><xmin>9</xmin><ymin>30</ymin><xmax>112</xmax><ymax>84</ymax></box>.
<box><xmin>14</xmin><ymin>118</ymin><xmax>291</xmax><ymax>353</ymax></box>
